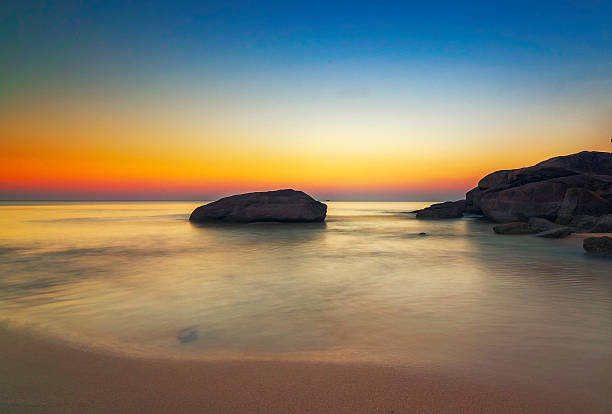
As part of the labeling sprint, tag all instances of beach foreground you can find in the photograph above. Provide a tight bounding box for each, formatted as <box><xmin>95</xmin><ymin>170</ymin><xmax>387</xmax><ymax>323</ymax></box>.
<box><xmin>1</xmin><ymin>327</ymin><xmax>606</xmax><ymax>414</ymax></box>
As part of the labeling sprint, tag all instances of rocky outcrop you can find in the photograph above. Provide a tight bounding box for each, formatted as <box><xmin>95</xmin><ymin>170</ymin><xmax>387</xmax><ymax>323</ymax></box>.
<box><xmin>189</xmin><ymin>189</ymin><xmax>327</xmax><ymax>223</ymax></box>
<box><xmin>415</xmin><ymin>200</ymin><xmax>466</xmax><ymax>219</ymax></box>
<box><xmin>419</xmin><ymin>152</ymin><xmax>611</xmax><ymax>232</ymax></box>
<box><xmin>583</xmin><ymin>236</ymin><xmax>612</xmax><ymax>256</ymax></box>
<box><xmin>467</xmin><ymin>151</ymin><xmax>612</xmax><ymax>225</ymax></box>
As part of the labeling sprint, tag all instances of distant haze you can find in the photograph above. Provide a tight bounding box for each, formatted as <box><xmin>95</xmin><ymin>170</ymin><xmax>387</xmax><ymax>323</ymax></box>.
<box><xmin>2</xmin><ymin>1</ymin><xmax>611</xmax><ymax>200</ymax></box>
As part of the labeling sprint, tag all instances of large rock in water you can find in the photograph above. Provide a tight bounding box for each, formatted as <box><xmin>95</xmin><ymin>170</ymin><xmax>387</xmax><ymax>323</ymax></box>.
<box><xmin>189</xmin><ymin>189</ymin><xmax>327</xmax><ymax>223</ymax></box>
<box><xmin>466</xmin><ymin>151</ymin><xmax>612</xmax><ymax>224</ymax></box>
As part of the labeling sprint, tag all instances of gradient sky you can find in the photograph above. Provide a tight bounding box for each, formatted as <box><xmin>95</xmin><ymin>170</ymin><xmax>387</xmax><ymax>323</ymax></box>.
<box><xmin>1</xmin><ymin>0</ymin><xmax>611</xmax><ymax>200</ymax></box>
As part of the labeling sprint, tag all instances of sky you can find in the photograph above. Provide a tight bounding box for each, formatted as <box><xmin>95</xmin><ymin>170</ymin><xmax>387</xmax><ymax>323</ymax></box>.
<box><xmin>1</xmin><ymin>0</ymin><xmax>611</xmax><ymax>200</ymax></box>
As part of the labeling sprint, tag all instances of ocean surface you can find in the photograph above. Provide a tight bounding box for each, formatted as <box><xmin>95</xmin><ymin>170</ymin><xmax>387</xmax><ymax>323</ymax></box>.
<box><xmin>1</xmin><ymin>201</ymin><xmax>611</xmax><ymax>402</ymax></box>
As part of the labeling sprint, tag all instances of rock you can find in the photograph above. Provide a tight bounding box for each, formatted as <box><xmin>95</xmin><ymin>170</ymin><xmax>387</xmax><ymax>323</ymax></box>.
<box><xmin>466</xmin><ymin>151</ymin><xmax>612</xmax><ymax>223</ymax></box>
<box><xmin>590</xmin><ymin>214</ymin><xmax>612</xmax><ymax>233</ymax></box>
<box><xmin>178</xmin><ymin>327</ymin><xmax>199</xmax><ymax>343</ymax></box>
<box><xmin>189</xmin><ymin>189</ymin><xmax>327</xmax><ymax>223</ymax></box>
<box><xmin>415</xmin><ymin>200</ymin><xmax>466</xmax><ymax>219</ymax></box>
<box><xmin>535</xmin><ymin>227</ymin><xmax>573</xmax><ymax>238</ymax></box>
<box><xmin>478</xmin><ymin>178</ymin><xmax>568</xmax><ymax>222</ymax></box>
<box><xmin>566</xmin><ymin>214</ymin><xmax>612</xmax><ymax>233</ymax></box>
<box><xmin>528</xmin><ymin>217</ymin><xmax>559</xmax><ymax>233</ymax></box>
<box><xmin>583</xmin><ymin>236</ymin><xmax>612</xmax><ymax>256</ymax></box>
<box><xmin>566</xmin><ymin>215</ymin><xmax>599</xmax><ymax>232</ymax></box>
<box><xmin>493</xmin><ymin>222</ymin><xmax>536</xmax><ymax>234</ymax></box>
<box><xmin>418</xmin><ymin>232</ymin><xmax>427</xmax><ymax>236</ymax></box>
<box><xmin>556</xmin><ymin>187</ymin><xmax>612</xmax><ymax>224</ymax></box>
<box><xmin>494</xmin><ymin>218</ymin><xmax>572</xmax><ymax>236</ymax></box>
<box><xmin>465</xmin><ymin>187</ymin><xmax>484</xmax><ymax>214</ymax></box>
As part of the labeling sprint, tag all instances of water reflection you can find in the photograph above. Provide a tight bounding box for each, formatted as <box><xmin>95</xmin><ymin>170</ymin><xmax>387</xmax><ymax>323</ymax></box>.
<box><xmin>189</xmin><ymin>221</ymin><xmax>327</xmax><ymax>247</ymax></box>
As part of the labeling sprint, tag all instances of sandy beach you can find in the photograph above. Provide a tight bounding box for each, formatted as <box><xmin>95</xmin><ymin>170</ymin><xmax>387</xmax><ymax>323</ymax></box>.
<box><xmin>1</xmin><ymin>327</ymin><xmax>607</xmax><ymax>414</ymax></box>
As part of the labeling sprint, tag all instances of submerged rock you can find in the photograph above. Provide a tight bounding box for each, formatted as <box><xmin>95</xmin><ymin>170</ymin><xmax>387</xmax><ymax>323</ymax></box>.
<box><xmin>177</xmin><ymin>327</ymin><xmax>199</xmax><ymax>343</ymax></box>
<box><xmin>415</xmin><ymin>200</ymin><xmax>466</xmax><ymax>219</ymax></box>
<box><xmin>583</xmin><ymin>236</ymin><xmax>612</xmax><ymax>256</ymax></box>
<box><xmin>189</xmin><ymin>189</ymin><xmax>327</xmax><ymax>223</ymax></box>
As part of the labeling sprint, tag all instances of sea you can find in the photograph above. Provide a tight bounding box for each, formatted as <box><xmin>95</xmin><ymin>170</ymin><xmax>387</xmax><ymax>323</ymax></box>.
<box><xmin>1</xmin><ymin>201</ymin><xmax>610</xmax><ymax>404</ymax></box>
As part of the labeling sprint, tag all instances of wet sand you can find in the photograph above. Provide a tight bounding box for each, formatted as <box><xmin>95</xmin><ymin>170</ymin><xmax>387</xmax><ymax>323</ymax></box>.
<box><xmin>1</xmin><ymin>327</ymin><xmax>607</xmax><ymax>414</ymax></box>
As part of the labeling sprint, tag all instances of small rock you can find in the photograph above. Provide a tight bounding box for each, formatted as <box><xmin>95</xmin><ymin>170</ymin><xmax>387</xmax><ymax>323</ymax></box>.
<box><xmin>583</xmin><ymin>236</ymin><xmax>612</xmax><ymax>256</ymax></box>
<box><xmin>178</xmin><ymin>327</ymin><xmax>199</xmax><ymax>343</ymax></box>
<box><xmin>535</xmin><ymin>227</ymin><xmax>573</xmax><ymax>238</ymax></box>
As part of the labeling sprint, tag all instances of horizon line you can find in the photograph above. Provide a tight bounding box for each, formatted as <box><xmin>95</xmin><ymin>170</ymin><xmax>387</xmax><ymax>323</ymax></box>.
<box><xmin>0</xmin><ymin>198</ymin><xmax>449</xmax><ymax>203</ymax></box>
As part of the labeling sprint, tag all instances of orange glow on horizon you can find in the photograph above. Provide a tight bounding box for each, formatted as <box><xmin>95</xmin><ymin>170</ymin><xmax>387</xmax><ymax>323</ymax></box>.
<box><xmin>2</xmin><ymin>94</ymin><xmax>610</xmax><ymax>199</ymax></box>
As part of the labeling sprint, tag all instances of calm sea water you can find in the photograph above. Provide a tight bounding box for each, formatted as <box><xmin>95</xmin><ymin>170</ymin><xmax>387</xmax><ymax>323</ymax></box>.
<box><xmin>1</xmin><ymin>201</ymin><xmax>610</xmax><ymax>401</ymax></box>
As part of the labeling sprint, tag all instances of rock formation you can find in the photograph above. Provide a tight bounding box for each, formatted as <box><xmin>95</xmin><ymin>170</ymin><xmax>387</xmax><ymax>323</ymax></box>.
<box><xmin>466</xmin><ymin>151</ymin><xmax>612</xmax><ymax>223</ymax></box>
<box><xmin>415</xmin><ymin>151</ymin><xmax>612</xmax><ymax>235</ymax></box>
<box><xmin>189</xmin><ymin>189</ymin><xmax>327</xmax><ymax>223</ymax></box>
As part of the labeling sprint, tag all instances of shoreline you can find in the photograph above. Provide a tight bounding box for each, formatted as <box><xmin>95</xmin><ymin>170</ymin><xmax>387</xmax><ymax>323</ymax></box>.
<box><xmin>2</xmin><ymin>327</ymin><xmax>608</xmax><ymax>413</ymax></box>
